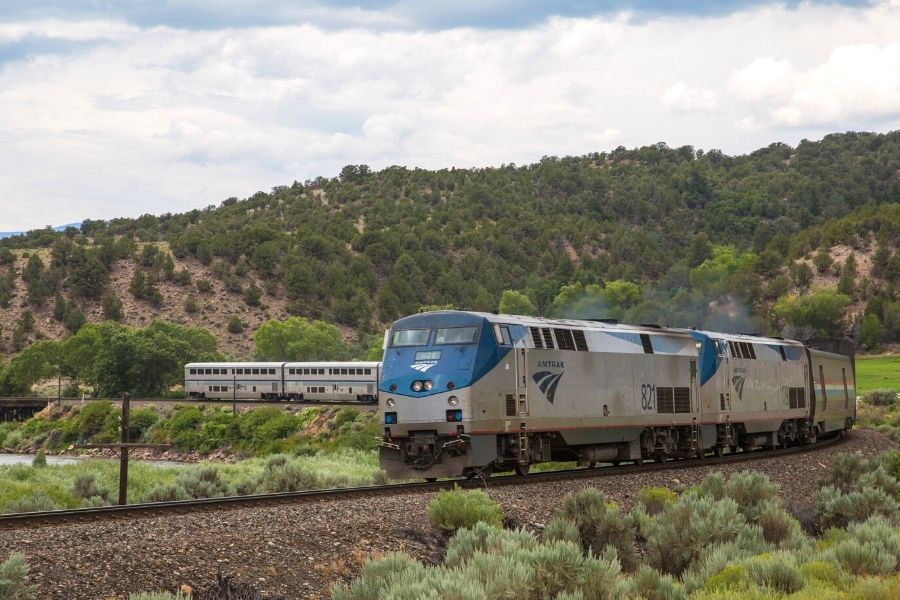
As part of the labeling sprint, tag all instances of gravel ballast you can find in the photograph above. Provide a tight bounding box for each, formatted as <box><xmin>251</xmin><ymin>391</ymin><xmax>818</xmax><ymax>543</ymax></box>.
<box><xmin>1</xmin><ymin>429</ymin><xmax>896</xmax><ymax>600</ymax></box>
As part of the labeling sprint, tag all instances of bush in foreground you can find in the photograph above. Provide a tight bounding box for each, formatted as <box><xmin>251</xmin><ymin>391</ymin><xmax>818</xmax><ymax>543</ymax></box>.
<box><xmin>427</xmin><ymin>486</ymin><xmax>503</xmax><ymax>531</ymax></box>
<box><xmin>547</xmin><ymin>487</ymin><xmax>638</xmax><ymax>570</ymax></box>
<box><xmin>334</xmin><ymin>458</ymin><xmax>900</xmax><ymax>600</ymax></box>
<box><xmin>0</xmin><ymin>553</ymin><xmax>35</xmax><ymax>600</ymax></box>
<box><xmin>863</xmin><ymin>389</ymin><xmax>898</xmax><ymax>406</ymax></box>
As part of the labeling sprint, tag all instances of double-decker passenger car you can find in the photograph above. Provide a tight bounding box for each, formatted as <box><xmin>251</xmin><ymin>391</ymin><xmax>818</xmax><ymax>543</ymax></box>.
<box><xmin>377</xmin><ymin>311</ymin><xmax>855</xmax><ymax>479</ymax></box>
<box><xmin>284</xmin><ymin>362</ymin><xmax>380</xmax><ymax>403</ymax></box>
<box><xmin>184</xmin><ymin>361</ymin><xmax>380</xmax><ymax>403</ymax></box>
<box><xmin>185</xmin><ymin>362</ymin><xmax>284</xmax><ymax>400</ymax></box>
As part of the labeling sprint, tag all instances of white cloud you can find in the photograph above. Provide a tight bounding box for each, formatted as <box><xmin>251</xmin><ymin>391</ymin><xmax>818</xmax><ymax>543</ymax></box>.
<box><xmin>732</xmin><ymin>43</ymin><xmax>900</xmax><ymax>127</ymax></box>
<box><xmin>660</xmin><ymin>82</ymin><xmax>719</xmax><ymax>112</ymax></box>
<box><xmin>2</xmin><ymin>2</ymin><xmax>900</xmax><ymax>229</ymax></box>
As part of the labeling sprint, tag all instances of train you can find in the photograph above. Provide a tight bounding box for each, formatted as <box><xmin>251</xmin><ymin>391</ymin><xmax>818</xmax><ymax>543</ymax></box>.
<box><xmin>377</xmin><ymin>310</ymin><xmax>856</xmax><ymax>479</ymax></box>
<box><xmin>184</xmin><ymin>361</ymin><xmax>381</xmax><ymax>403</ymax></box>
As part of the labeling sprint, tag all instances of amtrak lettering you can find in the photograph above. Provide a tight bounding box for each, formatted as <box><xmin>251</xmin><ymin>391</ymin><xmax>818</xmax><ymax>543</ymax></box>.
<box><xmin>537</xmin><ymin>360</ymin><xmax>564</xmax><ymax>369</ymax></box>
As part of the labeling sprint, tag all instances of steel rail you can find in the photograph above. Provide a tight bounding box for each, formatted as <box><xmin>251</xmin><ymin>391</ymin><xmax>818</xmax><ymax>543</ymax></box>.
<box><xmin>0</xmin><ymin>432</ymin><xmax>846</xmax><ymax>529</ymax></box>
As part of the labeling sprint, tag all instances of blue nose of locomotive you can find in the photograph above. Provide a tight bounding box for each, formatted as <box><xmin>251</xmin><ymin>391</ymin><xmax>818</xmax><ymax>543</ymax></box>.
<box><xmin>379</xmin><ymin>311</ymin><xmax>508</xmax><ymax>396</ymax></box>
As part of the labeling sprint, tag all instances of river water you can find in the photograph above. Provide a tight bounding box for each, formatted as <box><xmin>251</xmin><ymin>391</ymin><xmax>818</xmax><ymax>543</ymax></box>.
<box><xmin>0</xmin><ymin>453</ymin><xmax>184</xmax><ymax>468</ymax></box>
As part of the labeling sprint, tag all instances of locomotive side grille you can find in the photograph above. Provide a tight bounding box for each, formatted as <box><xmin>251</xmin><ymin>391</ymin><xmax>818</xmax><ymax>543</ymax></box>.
<box><xmin>505</xmin><ymin>394</ymin><xmax>517</xmax><ymax>417</ymax></box>
<box><xmin>573</xmin><ymin>329</ymin><xmax>589</xmax><ymax>351</ymax></box>
<box><xmin>553</xmin><ymin>328</ymin><xmax>577</xmax><ymax>351</ymax></box>
<box><xmin>657</xmin><ymin>387</ymin><xmax>691</xmax><ymax>413</ymax></box>
<box><xmin>530</xmin><ymin>327</ymin><xmax>544</xmax><ymax>349</ymax></box>
<box><xmin>657</xmin><ymin>387</ymin><xmax>674</xmax><ymax>413</ymax></box>
<box><xmin>541</xmin><ymin>328</ymin><xmax>554</xmax><ymax>349</ymax></box>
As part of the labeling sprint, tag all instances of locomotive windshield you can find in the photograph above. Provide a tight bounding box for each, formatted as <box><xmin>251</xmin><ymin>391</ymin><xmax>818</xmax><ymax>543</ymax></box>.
<box><xmin>391</xmin><ymin>328</ymin><xmax>430</xmax><ymax>347</ymax></box>
<box><xmin>435</xmin><ymin>326</ymin><xmax>478</xmax><ymax>345</ymax></box>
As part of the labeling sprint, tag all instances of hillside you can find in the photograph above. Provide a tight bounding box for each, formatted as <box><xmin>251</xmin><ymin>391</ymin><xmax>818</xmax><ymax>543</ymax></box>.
<box><xmin>1</xmin><ymin>131</ymin><xmax>899</xmax><ymax>360</ymax></box>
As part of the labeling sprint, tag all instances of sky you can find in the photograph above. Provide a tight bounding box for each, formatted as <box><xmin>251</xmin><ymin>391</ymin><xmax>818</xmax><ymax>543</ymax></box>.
<box><xmin>1</xmin><ymin>0</ymin><xmax>899</xmax><ymax>231</ymax></box>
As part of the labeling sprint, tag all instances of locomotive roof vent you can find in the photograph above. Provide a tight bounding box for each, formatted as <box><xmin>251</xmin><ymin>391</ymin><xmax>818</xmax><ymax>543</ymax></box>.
<box><xmin>588</xmin><ymin>318</ymin><xmax>619</xmax><ymax>324</ymax></box>
<box><xmin>639</xmin><ymin>323</ymin><xmax>662</xmax><ymax>329</ymax></box>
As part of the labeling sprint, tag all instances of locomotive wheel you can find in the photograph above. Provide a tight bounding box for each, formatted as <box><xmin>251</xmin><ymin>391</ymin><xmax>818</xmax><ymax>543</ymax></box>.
<box><xmin>424</xmin><ymin>477</ymin><xmax>438</xmax><ymax>483</ymax></box>
<box><xmin>714</xmin><ymin>446</ymin><xmax>724</xmax><ymax>457</ymax></box>
<box><xmin>514</xmin><ymin>464</ymin><xmax>531</xmax><ymax>476</ymax></box>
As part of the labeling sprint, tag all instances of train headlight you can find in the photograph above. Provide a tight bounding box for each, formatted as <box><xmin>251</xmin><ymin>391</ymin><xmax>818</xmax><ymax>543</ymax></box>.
<box><xmin>423</xmin><ymin>380</ymin><xmax>433</xmax><ymax>391</ymax></box>
<box><xmin>448</xmin><ymin>396</ymin><xmax>459</xmax><ymax>406</ymax></box>
<box><xmin>411</xmin><ymin>381</ymin><xmax>423</xmax><ymax>392</ymax></box>
<box><xmin>385</xmin><ymin>398</ymin><xmax>396</xmax><ymax>408</ymax></box>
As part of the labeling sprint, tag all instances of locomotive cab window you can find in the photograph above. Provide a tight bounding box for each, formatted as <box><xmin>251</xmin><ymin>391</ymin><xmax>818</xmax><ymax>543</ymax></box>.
<box><xmin>493</xmin><ymin>324</ymin><xmax>512</xmax><ymax>346</ymax></box>
<box><xmin>435</xmin><ymin>326</ymin><xmax>478</xmax><ymax>345</ymax></box>
<box><xmin>391</xmin><ymin>328</ymin><xmax>430</xmax><ymax>347</ymax></box>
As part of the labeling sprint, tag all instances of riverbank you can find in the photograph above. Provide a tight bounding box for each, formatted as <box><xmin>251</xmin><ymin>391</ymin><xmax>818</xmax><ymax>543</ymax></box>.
<box><xmin>0</xmin><ymin>401</ymin><xmax>378</xmax><ymax>462</ymax></box>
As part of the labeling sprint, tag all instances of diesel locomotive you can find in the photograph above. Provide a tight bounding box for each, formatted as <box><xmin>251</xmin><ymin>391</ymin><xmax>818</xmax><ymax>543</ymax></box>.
<box><xmin>377</xmin><ymin>311</ymin><xmax>855</xmax><ymax>479</ymax></box>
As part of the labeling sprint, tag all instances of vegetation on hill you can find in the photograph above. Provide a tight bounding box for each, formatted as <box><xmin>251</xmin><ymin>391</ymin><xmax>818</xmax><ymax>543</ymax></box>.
<box><xmin>0</xmin><ymin>132</ymin><xmax>899</xmax><ymax>367</ymax></box>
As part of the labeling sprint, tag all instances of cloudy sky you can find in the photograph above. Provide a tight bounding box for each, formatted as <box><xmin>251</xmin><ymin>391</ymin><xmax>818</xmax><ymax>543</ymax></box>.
<box><xmin>1</xmin><ymin>0</ymin><xmax>900</xmax><ymax>230</ymax></box>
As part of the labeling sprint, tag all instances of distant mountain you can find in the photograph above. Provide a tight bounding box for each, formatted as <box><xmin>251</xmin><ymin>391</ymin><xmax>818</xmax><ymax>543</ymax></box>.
<box><xmin>0</xmin><ymin>223</ymin><xmax>81</xmax><ymax>239</ymax></box>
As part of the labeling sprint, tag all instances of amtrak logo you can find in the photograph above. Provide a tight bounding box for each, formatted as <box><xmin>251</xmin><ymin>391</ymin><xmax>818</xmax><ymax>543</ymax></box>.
<box><xmin>732</xmin><ymin>375</ymin><xmax>745</xmax><ymax>401</ymax></box>
<box><xmin>411</xmin><ymin>362</ymin><xmax>437</xmax><ymax>373</ymax></box>
<box><xmin>532</xmin><ymin>371</ymin><xmax>564</xmax><ymax>404</ymax></box>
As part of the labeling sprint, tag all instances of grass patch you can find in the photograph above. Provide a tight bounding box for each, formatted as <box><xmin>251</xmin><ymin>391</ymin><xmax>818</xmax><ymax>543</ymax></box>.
<box><xmin>856</xmin><ymin>355</ymin><xmax>900</xmax><ymax>394</ymax></box>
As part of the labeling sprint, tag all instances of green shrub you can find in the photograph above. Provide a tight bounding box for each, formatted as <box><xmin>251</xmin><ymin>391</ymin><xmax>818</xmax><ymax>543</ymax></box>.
<box><xmin>553</xmin><ymin>488</ymin><xmax>638</xmax><ymax>570</ymax></box>
<box><xmin>798</xmin><ymin>560</ymin><xmax>844</xmax><ymax>587</ymax></box>
<box><xmin>331</xmin><ymin>553</ymin><xmax>426</xmax><ymax>600</ymax></box>
<box><xmin>704</xmin><ymin>564</ymin><xmax>749</xmax><ymax>592</ymax></box>
<box><xmin>680</xmin><ymin>529</ymin><xmax>769</xmax><ymax>593</ymax></box>
<box><xmin>544</xmin><ymin>517</ymin><xmax>581</xmax><ymax>546</ymax></box>
<box><xmin>816</xmin><ymin>484</ymin><xmax>899</xmax><ymax>529</ymax></box>
<box><xmin>637</xmin><ymin>487</ymin><xmax>678</xmax><ymax>515</ymax></box>
<box><xmin>0</xmin><ymin>553</ymin><xmax>35</xmax><ymax>600</ymax></box>
<box><xmin>128</xmin><ymin>408</ymin><xmax>159</xmax><ymax>440</ymax></box>
<box><xmin>174</xmin><ymin>465</ymin><xmax>232</xmax><ymax>499</ymax></box>
<box><xmin>828</xmin><ymin>515</ymin><xmax>900</xmax><ymax>576</ymax></box>
<box><xmin>4</xmin><ymin>495</ymin><xmax>61</xmax><ymax>514</ymax></box>
<box><xmin>31</xmin><ymin>452</ymin><xmax>46</xmax><ymax>468</ymax></box>
<box><xmin>696</xmin><ymin>471</ymin><xmax>779</xmax><ymax>521</ymax></box>
<box><xmin>256</xmin><ymin>461</ymin><xmax>322</xmax><ymax>492</ymax></box>
<box><xmin>168</xmin><ymin>406</ymin><xmax>205</xmax><ymax>449</ymax></box>
<box><xmin>226</xmin><ymin>315</ymin><xmax>244</xmax><ymax>334</ymax></box>
<box><xmin>143</xmin><ymin>484</ymin><xmax>190</xmax><ymax>503</ymax></box>
<box><xmin>444</xmin><ymin>522</ymin><xmax>537</xmax><ymax>568</ymax></box>
<box><xmin>755</xmin><ymin>500</ymin><xmax>803</xmax><ymax>547</ymax></box>
<box><xmin>743</xmin><ymin>553</ymin><xmax>805</xmax><ymax>594</ymax></box>
<box><xmin>427</xmin><ymin>486</ymin><xmax>503</xmax><ymax>531</ymax></box>
<box><xmin>863</xmin><ymin>389</ymin><xmax>898</xmax><ymax>406</ymax></box>
<box><xmin>623</xmin><ymin>564</ymin><xmax>685</xmax><ymax>600</ymax></box>
<box><xmin>77</xmin><ymin>401</ymin><xmax>114</xmax><ymax>439</ymax></box>
<box><xmin>72</xmin><ymin>472</ymin><xmax>111</xmax><ymax>503</ymax></box>
<box><xmin>645</xmin><ymin>492</ymin><xmax>748</xmax><ymax>576</ymax></box>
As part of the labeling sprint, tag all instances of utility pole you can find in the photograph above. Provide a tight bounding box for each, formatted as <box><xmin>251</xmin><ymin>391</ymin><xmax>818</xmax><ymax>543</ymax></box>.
<box><xmin>76</xmin><ymin>392</ymin><xmax>170</xmax><ymax>506</ymax></box>
<box><xmin>119</xmin><ymin>392</ymin><xmax>130</xmax><ymax>506</ymax></box>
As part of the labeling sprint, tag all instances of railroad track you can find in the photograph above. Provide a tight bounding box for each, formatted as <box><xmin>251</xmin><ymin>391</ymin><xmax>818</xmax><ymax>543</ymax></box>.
<box><xmin>0</xmin><ymin>433</ymin><xmax>846</xmax><ymax>529</ymax></box>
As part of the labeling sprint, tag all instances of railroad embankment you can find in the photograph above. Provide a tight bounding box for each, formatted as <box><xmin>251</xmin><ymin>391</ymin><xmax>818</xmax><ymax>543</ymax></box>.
<box><xmin>0</xmin><ymin>429</ymin><xmax>897</xmax><ymax>599</ymax></box>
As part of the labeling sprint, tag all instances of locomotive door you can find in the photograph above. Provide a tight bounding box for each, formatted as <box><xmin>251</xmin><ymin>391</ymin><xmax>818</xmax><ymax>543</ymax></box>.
<box><xmin>515</xmin><ymin>346</ymin><xmax>528</xmax><ymax>417</ymax></box>
<box><xmin>690</xmin><ymin>359</ymin><xmax>699</xmax><ymax>413</ymax></box>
